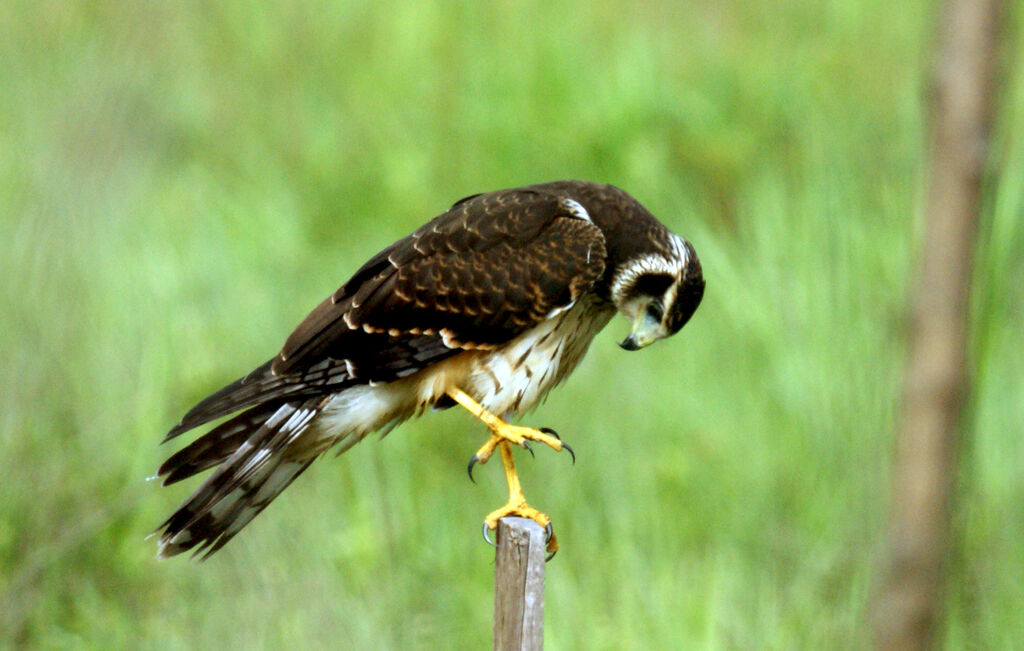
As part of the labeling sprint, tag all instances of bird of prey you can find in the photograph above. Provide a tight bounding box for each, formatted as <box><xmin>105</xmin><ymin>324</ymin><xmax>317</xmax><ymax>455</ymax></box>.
<box><xmin>155</xmin><ymin>180</ymin><xmax>704</xmax><ymax>559</ymax></box>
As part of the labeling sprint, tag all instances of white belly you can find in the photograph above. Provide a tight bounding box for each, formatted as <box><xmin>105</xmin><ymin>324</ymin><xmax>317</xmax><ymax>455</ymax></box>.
<box><xmin>463</xmin><ymin>298</ymin><xmax>613</xmax><ymax>418</ymax></box>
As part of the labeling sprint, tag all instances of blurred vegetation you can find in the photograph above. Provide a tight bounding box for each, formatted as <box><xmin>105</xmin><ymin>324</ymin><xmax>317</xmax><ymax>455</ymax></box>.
<box><xmin>1</xmin><ymin>0</ymin><xmax>1022</xmax><ymax>648</ymax></box>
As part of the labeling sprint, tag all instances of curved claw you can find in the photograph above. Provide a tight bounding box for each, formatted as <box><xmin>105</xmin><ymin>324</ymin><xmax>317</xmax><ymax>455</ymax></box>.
<box><xmin>523</xmin><ymin>440</ymin><xmax>534</xmax><ymax>458</ymax></box>
<box><xmin>539</xmin><ymin>427</ymin><xmax>559</xmax><ymax>440</ymax></box>
<box><xmin>561</xmin><ymin>441</ymin><xmax>576</xmax><ymax>465</ymax></box>
<box><xmin>538</xmin><ymin>427</ymin><xmax>574</xmax><ymax>464</ymax></box>
<box><xmin>483</xmin><ymin>523</ymin><xmax>497</xmax><ymax>547</ymax></box>
<box><xmin>544</xmin><ymin>522</ymin><xmax>557</xmax><ymax>561</ymax></box>
<box><xmin>467</xmin><ymin>455</ymin><xmax>479</xmax><ymax>483</ymax></box>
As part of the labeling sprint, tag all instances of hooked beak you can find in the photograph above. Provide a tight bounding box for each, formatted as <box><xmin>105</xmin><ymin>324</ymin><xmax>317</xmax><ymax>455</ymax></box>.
<box><xmin>618</xmin><ymin>310</ymin><xmax>662</xmax><ymax>351</ymax></box>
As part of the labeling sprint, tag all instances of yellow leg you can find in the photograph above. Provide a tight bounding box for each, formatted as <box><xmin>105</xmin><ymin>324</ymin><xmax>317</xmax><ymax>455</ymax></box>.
<box><xmin>447</xmin><ymin>388</ymin><xmax>571</xmax><ymax>556</ymax></box>
<box><xmin>447</xmin><ymin>388</ymin><xmax>568</xmax><ymax>462</ymax></box>
<box><xmin>483</xmin><ymin>440</ymin><xmax>549</xmax><ymax>528</ymax></box>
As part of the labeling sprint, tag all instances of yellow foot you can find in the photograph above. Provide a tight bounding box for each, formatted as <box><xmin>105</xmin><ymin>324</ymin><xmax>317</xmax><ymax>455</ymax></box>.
<box><xmin>482</xmin><ymin>498</ymin><xmax>559</xmax><ymax>559</ymax></box>
<box><xmin>481</xmin><ymin>439</ymin><xmax>560</xmax><ymax>558</ymax></box>
<box><xmin>446</xmin><ymin>388</ymin><xmax>571</xmax><ymax>560</ymax></box>
<box><xmin>468</xmin><ymin>423</ymin><xmax>574</xmax><ymax>478</ymax></box>
<box><xmin>483</xmin><ymin>490</ymin><xmax>551</xmax><ymax>532</ymax></box>
<box><xmin>445</xmin><ymin>388</ymin><xmax>575</xmax><ymax>478</ymax></box>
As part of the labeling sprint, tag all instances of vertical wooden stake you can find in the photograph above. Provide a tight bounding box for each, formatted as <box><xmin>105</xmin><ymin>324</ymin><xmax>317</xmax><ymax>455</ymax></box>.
<box><xmin>493</xmin><ymin>517</ymin><xmax>546</xmax><ymax>651</ymax></box>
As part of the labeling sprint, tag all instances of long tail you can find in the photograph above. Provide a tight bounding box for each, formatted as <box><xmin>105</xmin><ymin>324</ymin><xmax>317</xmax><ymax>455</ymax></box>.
<box><xmin>163</xmin><ymin>357</ymin><xmax>353</xmax><ymax>441</ymax></box>
<box><xmin>154</xmin><ymin>397</ymin><xmax>326</xmax><ymax>559</ymax></box>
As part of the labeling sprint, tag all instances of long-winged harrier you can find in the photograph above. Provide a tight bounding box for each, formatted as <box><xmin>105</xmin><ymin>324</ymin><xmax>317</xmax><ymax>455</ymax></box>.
<box><xmin>155</xmin><ymin>180</ymin><xmax>704</xmax><ymax>559</ymax></box>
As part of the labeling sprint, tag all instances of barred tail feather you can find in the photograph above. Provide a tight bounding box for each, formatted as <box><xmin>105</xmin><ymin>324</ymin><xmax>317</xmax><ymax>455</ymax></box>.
<box><xmin>155</xmin><ymin>398</ymin><xmax>324</xmax><ymax>559</ymax></box>
<box><xmin>164</xmin><ymin>358</ymin><xmax>353</xmax><ymax>442</ymax></box>
<box><xmin>158</xmin><ymin>400</ymin><xmax>286</xmax><ymax>485</ymax></box>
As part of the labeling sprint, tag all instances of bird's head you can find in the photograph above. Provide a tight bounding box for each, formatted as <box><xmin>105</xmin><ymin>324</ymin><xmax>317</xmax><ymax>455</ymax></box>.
<box><xmin>610</xmin><ymin>234</ymin><xmax>704</xmax><ymax>351</ymax></box>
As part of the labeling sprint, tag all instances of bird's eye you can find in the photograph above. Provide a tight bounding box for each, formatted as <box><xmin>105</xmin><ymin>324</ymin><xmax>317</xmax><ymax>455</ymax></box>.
<box><xmin>646</xmin><ymin>301</ymin><xmax>664</xmax><ymax>323</ymax></box>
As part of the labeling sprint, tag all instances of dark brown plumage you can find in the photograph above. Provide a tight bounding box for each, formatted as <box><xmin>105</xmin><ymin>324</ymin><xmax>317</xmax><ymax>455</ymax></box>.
<box><xmin>155</xmin><ymin>180</ymin><xmax>704</xmax><ymax>559</ymax></box>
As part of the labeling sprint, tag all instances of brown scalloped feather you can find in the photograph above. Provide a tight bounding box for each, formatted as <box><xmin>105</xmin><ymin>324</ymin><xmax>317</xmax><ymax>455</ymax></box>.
<box><xmin>272</xmin><ymin>186</ymin><xmax>606</xmax><ymax>377</ymax></box>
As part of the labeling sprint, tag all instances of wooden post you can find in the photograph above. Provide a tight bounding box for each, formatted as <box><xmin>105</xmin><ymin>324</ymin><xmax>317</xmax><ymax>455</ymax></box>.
<box><xmin>493</xmin><ymin>517</ymin><xmax>546</xmax><ymax>650</ymax></box>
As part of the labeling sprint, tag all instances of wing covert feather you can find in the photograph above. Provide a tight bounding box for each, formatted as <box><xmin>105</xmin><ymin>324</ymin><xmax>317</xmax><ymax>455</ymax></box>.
<box><xmin>273</xmin><ymin>189</ymin><xmax>606</xmax><ymax>375</ymax></box>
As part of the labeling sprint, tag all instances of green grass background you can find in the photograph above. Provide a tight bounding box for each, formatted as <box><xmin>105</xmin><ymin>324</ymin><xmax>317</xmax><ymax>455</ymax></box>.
<box><xmin>2</xmin><ymin>1</ymin><xmax>1022</xmax><ymax>648</ymax></box>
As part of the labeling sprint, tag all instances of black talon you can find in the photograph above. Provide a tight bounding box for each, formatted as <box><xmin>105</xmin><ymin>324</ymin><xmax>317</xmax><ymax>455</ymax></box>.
<box><xmin>562</xmin><ymin>441</ymin><xmax>576</xmax><ymax>465</ymax></box>
<box><xmin>482</xmin><ymin>523</ymin><xmax>497</xmax><ymax>547</ymax></box>
<box><xmin>539</xmin><ymin>427</ymin><xmax>574</xmax><ymax>463</ymax></box>
<box><xmin>544</xmin><ymin>523</ymin><xmax>557</xmax><ymax>562</ymax></box>
<box><xmin>539</xmin><ymin>427</ymin><xmax>574</xmax><ymax>464</ymax></box>
<box><xmin>523</xmin><ymin>440</ymin><xmax>535</xmax><ymax>458</ymax></box>
<box><xmin>467</xmin><ymin>455</ymin><xmax>479</xmax><ymax>483</ymax></box>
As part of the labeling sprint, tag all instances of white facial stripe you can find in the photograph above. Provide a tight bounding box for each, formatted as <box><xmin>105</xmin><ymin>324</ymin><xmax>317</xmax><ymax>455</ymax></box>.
<box><xmin>664</xmin><ymin>279</ymin><xmax>679</xmax><ymax>322</ymax></box>
<box><xmin>560</xmin><ymin>198</ymin><xmax>591</xmax><ymax>222</ymax></box>
<box><xmin>609</xmin><ymin>252</ymin><xmax>685</xmax><ymax>306</ymax></box>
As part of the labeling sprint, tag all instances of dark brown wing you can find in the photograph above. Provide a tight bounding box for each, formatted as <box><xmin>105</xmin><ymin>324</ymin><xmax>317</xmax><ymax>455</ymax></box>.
<box><xmin>169</xmin><ymin>188</ymin><xmax>606</xmax><ymax>438</ymax></box>
<box><xmin>272</xmin><ymin>188</ymin><xmax>607</xmax><ymax>375</ymax></box>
